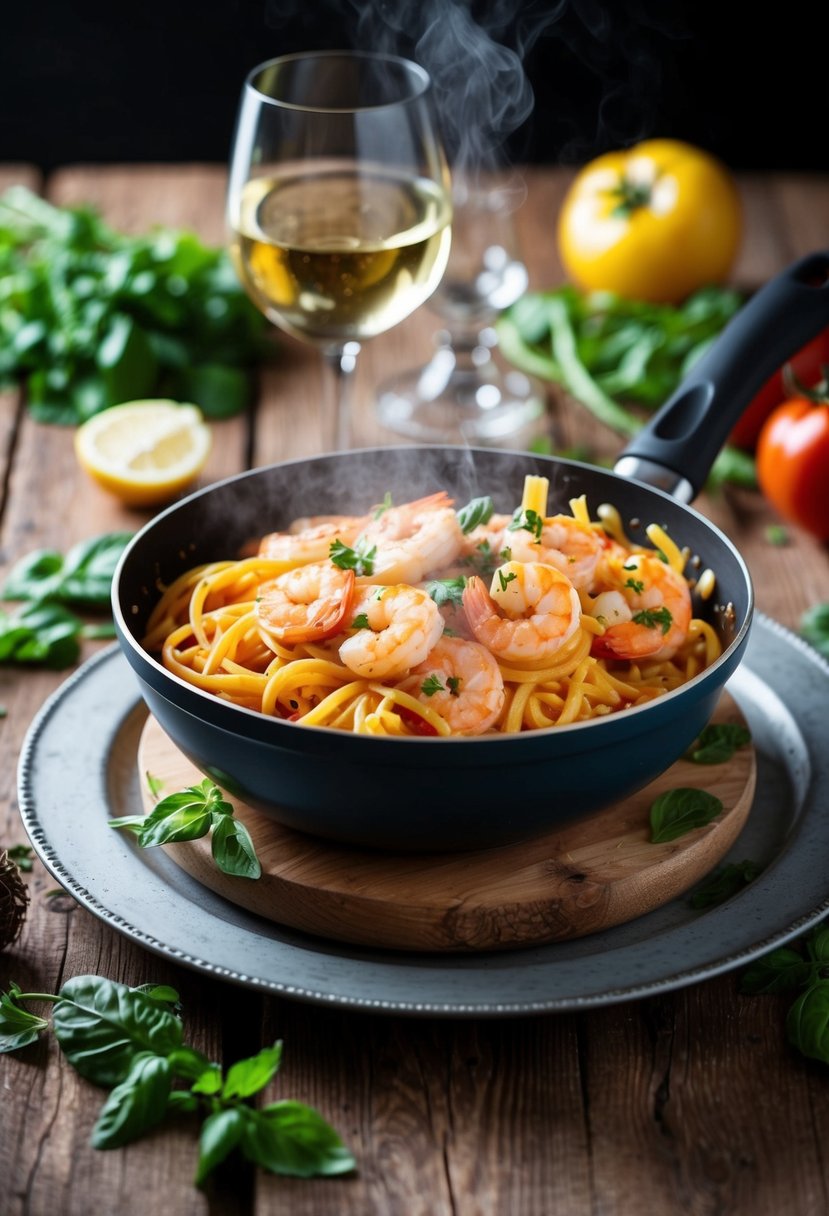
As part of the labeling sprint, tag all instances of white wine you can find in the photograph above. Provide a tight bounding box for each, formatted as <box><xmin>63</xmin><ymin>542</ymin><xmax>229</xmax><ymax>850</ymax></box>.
<box><xmin>230</xmin><ymin>166</ymin><xmax>452</xmax><ymax>343</ymax></box>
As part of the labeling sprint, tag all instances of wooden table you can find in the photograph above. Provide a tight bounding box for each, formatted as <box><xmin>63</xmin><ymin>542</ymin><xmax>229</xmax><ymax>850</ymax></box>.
<box><xmin>1</xmin><ymin>164</ymin><xmax>828</xmax><ymax>1216</ymax></box>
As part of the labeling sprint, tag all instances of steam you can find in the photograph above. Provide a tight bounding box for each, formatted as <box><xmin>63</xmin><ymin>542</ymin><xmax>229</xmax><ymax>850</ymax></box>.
<box><xmin>265</xmin><ymin>0</ymin><xmax>564</xmax><ymax>171</ymax></box>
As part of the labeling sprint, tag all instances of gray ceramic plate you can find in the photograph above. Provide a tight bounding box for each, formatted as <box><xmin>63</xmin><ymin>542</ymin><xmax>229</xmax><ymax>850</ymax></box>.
<box><xmin>17</xmin><ymin>615</ymin><xmax>829</xmax><ymax>1017</ymax></box>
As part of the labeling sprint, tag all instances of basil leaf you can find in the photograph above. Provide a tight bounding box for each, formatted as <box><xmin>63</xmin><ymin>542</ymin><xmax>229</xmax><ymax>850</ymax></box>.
<box><xmin>222</xmin><ymin>1042</ymin><xmax>283</xmax><ymax>1100</ymax></box>
<box><xmin>111</xmin><ymin>780</ymin><xmax>225</xmax><ymax>848</ymax></box>
<box><xmin>0</xmin><ymin>988</ymin><xmax>50</xmax><ymax>1053</ymax></box>
<box><xmin>240</xmin><ymin>1101</ymin><xmax>356</xmax><ymax>1178</ymax></box>
<box><xmin>689</xmin><ymin>860</ymin><xmax>762</xmax><ymax>909</ymax></box>
<box><xmin>806</xmin><ymin>925</ymin><xmax>829</xmax><ymax>964</ymax></box>
<box><xmin>92</xmin><ymin>1052</ymin><xmax>172</xmax><ymax>1149</ymax></box>
<box><xmin>191</xmin><ymin>1064</ymin><xmax>224</xmax><ymax>1095</ymax></box>
<box><xmin>210</xmin><ymin>814</ymin><xmax>261</xmax><ymax>880</ymax></box>
<box><xmin>0</xmin><ymin>602</ymin><xmax>82</xmax><ymax>669</ymax></box>
<box><xmin>801</xmin><ymin>603</ymin><xmax>829</xmax><ymax>659</ymax></box>
<box><xmin>688</xmin><ymin>723</ymin><xmax>752</xmax><ymax>765</ymax></box>
<box><xmin>649</xmin><ymin>788</ymin><xmax>723</xmax><ymax>843</ymax></box>
<box><xmin>166</xmin><ymin>1045</ymin><xmax>213</xmax><ymax>1081</ymax></box>
<box><xmin>52</xmin><ymin>976</ymin><xmax>183</xmax><ymax>1086</ymax></box>
<box><xmin>167</xmin><ymin>1089</ymin><xmax>199</xmax><ymax>1114</ymax></box>
<box><xmin>132</xmin><ymin>984</ymin><xmax>180</xmax><ymax>1009</ymax></box>
<box><xmin>739</xmin><ymin>948</ymin><xmax>816</xmax><ymax>995</ymax></box>
<box><xmin>196</xmin><ymin>1108</ymin><xmax>246</xmax><ymax>1187</ymax></box>
<box><xmin>424</xmin><ymin>577</ymin><xmax>466</xmax><ymax>609</ymax></box>
<box><xmin>2</xmin><ymin>551</ymin><xmax>63</xmax><ymax>601</ymax></box>
<box><xmin>3</xmin><ymin>532</ymin><xmax>133</xmax><ymax>606</ymax></box>
<box><xmin>456</xmin><ymin>496</ymin><xmax>493</xmax><ymax>534</ymax></box>
<box><xmin>787</xmin><ymin>982</ymin><xmax>829</xmax><ymax>1064</ymax></box>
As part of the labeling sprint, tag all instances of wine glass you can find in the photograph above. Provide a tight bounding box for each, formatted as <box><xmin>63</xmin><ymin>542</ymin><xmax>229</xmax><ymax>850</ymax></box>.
<box><xmin>226</xmin><ymin>50</ymin><xmax>452</xmax><ymax>450</ymax></box>
<box><xmin>376</xmin><ymin>171</ymin><xmax>545</xmax><ymax>443</ymax></box>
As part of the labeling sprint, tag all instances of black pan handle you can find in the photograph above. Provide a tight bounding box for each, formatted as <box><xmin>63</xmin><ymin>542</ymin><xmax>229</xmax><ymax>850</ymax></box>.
<box><xmin>614</xmin><ymin>250</ymin><xmax>829</xmax><ymax>501</ymax></box>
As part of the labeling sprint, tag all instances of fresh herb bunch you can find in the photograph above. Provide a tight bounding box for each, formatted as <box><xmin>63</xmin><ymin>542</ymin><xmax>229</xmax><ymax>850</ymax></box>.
<box><xmin>0</xmin><ymin>975</ymin><xmax>355</xmax><ymax>1183</ymax></box>
<box><xmin>0</xmin><ymin>186</ymin><xmax>267</xmax><ymax>424</ymax></box>
<box><xmin>497</xmin><ymin>284</ymin><xmax>755</xmax><ymax>488</ymax></box>
<box><xmin>0</xmin><ymin>532</ymin><xmax>133</xmax><ymax>670</ymax></box>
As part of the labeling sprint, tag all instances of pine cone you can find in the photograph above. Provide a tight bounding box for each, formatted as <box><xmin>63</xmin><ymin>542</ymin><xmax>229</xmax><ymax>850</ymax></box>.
<box><xmin>0</xmin><ymin>849</ymin><xmax>29</xmax><ymax>952</ymax></box>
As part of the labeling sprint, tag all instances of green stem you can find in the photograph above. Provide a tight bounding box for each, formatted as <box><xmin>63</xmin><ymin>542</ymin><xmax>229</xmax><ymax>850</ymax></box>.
<box><xmin>13</xmin><ymin>992</ymin><xmax>58</xmax><ymax>1003</ymax></box>
<box><xmin>545</xmin><ymin>296</ymin><xmax>642</xmax><ymax>438</ymax></box>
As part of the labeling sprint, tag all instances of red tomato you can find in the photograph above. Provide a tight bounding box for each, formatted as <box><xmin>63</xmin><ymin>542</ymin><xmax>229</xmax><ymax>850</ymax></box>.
<box><xmin>756</xmin><ymin>397</ymin><xmax>829</xmax><ymax>540</ymax></box>
<box><xmin>731</xmin><ymin>328</ymin><xmax>829</xmax><ymax>450</ymax></box>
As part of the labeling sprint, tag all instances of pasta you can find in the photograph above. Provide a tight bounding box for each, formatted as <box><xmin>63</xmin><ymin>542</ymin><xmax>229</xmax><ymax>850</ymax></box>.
<box><xmin>143</xmin><ymin>476</ymin><xmax>721</xmax><ymax>737</ymax></box>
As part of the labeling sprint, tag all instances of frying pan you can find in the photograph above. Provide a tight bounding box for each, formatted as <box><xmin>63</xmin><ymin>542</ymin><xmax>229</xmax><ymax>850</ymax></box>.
<box><xmin>113</xmin><ymin>251</ymin><xmax>829</xmax><ymax>851</ymax></box>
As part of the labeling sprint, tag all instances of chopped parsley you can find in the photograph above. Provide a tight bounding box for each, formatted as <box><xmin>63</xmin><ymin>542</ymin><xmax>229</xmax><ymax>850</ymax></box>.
<box><xmin>632</xmin><ymin>606</ymin><xmax>673</xmax><ymax>634</ymax></box>
<box><xmin>421</xmin><ymin>674</ymin><xmax>445</xmax><ymax>696</ymax></box>
<box><xmin>425</xmin><ymin>577</ymin><xmax>466</xmax><ymax>609</ymax></box>
<box><xmin>329</xmin><ymin>537</ymin><xmax>377</xmax><ymax>577</ymax></box>
<box><xmin>625</xmin><ymin>577</ymin><xmax>645</xmax><ymax>594</ymax></box>
<box><xmin>350</xmin><ymin>612</ymin><xmax>370</xmax><ymax>630</ymax></box>
<box><xmin>508</xmin><ymin>507</ymin><xmax>544</xmax><ymax>541</ymax></box>
<box><xmin>498</xmin><ymin>569</ymin><xmax>517</xmax><ymax>592</ymax></box>
<box><xmin>446</xmin><ymin>676</ymin><xmax>461</xmax><ymax>697</ymax></box>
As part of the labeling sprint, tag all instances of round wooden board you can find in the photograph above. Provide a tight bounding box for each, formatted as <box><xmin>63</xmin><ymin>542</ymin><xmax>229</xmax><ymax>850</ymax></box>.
<box><xmin>135</xmin><ymin>694</ymin><xmax>756</xmax><ymax>953</ymax></box>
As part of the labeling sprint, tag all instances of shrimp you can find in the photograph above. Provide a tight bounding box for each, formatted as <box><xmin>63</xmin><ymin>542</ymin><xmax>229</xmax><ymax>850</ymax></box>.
<box><xmin>339</xmin><ymin>584</ymin><xmax>444</xmax><ymax>679</ymax></box>
<box><xmin>358</xmin><ymin>492</ymin><xmax>464</xmax><ymax>585</ymax></box>
<box><xmin>588</xmin><ymin>551</ymin><xmax>692</xmax><ymax>661</ymax></box>
<box><xmin>256</xmin><ymin>562</ymin><xmax>356</xmax><ymax>643</ymax></box>
<box><xmin>258</xmin><ymin>514</ymin><xmax>369</xmax><ymax>564</ymax></box>
<box><xmin>460</xmin><ymin>513</ymin><xmax>513</xmax><ymax>563</ymax></box>
<box><xmin>462</xmin><ymin>561</ymin><xmax>582</xmax><ymax>664</ymax></box>
<box><xmin>407</xmin><ymin>637</ymin><xmax>505</xmax><ymax>736</ymax></box>
<box><xmin>507</xmin><ymin>514</ymin><xmax>602</xmax><ymax>591</ymax></box>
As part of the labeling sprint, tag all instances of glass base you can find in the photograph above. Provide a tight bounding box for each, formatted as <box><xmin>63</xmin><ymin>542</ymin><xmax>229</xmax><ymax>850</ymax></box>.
<box><xmin>376</xmin><ymin>344</ymin><xmax>548</xmax><ymax>446</ymax></box>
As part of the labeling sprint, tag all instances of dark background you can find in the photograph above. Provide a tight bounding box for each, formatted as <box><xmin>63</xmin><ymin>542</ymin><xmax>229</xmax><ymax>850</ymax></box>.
<box><xmin>2</xmin><ymin>0</ymin><xmax>827</xmax><ymax>174</ymax></box>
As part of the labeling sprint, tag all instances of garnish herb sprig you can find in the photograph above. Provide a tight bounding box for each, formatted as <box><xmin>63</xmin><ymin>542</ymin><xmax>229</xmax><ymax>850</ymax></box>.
<box><xmin>0</xmin><ymin>976</ymin><xmax>354</xmax><ymax>1183</ymax></box>
<box><xmin>110</xmin><ymin>777</ymin><xmax>261</xmax><ymax>880</ymax></box>
<box><xmin>329</xmin><ymin>538</ymin><xmax>376</xmax><ymax>578</ymax></box>
<box><xmin>456</xmin><ymin>496</ymin><xmax>494</xmax><ymax>535</ymax></box>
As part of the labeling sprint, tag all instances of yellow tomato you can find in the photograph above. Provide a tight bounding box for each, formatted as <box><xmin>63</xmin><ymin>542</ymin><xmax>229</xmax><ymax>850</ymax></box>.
<box><xmin>557</xmin><ymin>139</ymin><xmax>742</xmax><ymax>304</ymax></box>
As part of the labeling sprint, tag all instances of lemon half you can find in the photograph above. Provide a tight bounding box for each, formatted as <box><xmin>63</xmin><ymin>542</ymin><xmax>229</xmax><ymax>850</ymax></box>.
<box><xmin>75</xmin><ymin>400</ymin><xmax>212</xmax><ymax>507</ymax></box>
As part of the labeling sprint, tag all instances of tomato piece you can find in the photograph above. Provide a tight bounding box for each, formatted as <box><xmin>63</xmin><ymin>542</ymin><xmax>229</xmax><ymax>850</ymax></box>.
<box><xmin>394</xmin><ymin>705</ymin><xmax>439</xmax><ymax>736</ymax></box>
<box><xmin>756</xmin><ymin>397</ymin><xmax>829</xmax><ymax>540</ymax></box>
<box><xmin>730</xmin><ymin>328</ymin><xmax>829</xmax><ymax>450</ymax></box>
<box><xmin>556</xmin><ymin>139</ymin><xmax>742</xmax><ymax>305</ymax></box>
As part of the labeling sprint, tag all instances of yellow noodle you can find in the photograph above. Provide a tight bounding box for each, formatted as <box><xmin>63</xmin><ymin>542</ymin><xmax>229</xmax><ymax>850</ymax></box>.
<box><xmin>645</xmin><ymin>523</ymin><xmax>685</xmax><ymax>574</ymax></box>
<box><xmin>521</xmin><ymin>474</ymin><xmax>549</xmax><ymax>517</ymax></box>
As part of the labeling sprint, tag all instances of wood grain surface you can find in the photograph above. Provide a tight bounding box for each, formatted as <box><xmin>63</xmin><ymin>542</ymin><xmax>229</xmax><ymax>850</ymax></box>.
<box><xmin>138</xmin><ymin>696</ymin><xmax>755</xmax><ymax>952</ymax></box>
<box><xmin>0</xmin><ymin>164</ymin><xmax>827</xmax><ymax>1216</ymax></box>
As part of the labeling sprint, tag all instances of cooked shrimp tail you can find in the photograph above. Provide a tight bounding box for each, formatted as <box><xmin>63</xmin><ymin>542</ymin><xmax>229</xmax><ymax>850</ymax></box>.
<box><xmin>256</xmin><ymin>563</ymin><xmax>356</xmax><ymax>643</ymax></box>
<box><xmin>463</xmin><ymin>561</ymin><xmax>582</xmax><ymax>665</ymax></box>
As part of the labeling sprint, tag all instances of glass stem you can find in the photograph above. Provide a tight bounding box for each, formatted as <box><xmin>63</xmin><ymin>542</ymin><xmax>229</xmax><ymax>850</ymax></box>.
<box><xmin>322</xmin><ymin>341</ymin><xmax>361</xmax><ymax>451</ymax></box>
